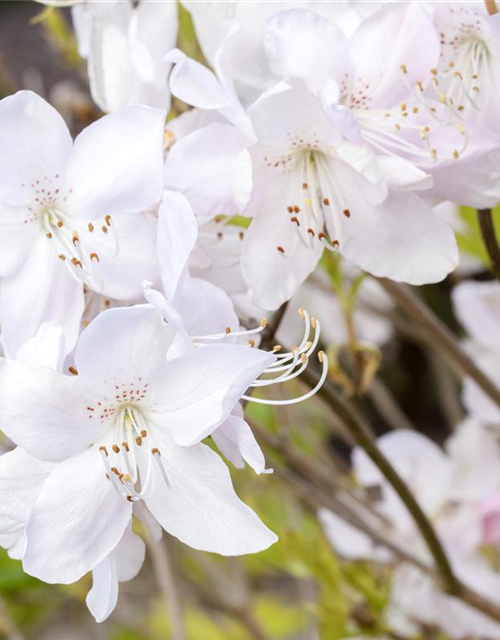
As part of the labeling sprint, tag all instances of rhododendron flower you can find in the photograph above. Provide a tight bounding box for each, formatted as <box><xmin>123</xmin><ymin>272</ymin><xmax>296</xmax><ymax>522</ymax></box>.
<box><xmin>0</xmin><ymin>306</ymin><xmax>278</xmax><ymax>586</ymax></box>
<box><xmin>0</xmin><ymin>91</ymin><xmax>164</xmax><ymax>356</ymax></box>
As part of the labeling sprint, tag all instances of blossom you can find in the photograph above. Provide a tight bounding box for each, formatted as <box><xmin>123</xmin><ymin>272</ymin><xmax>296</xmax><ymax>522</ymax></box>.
<box><xmin>0</xmin><ymin>305</ymin><xmax>278</xmax><ymax>587</ymax></box>
<box><xmin>241</xmin><ymin>76</ymin><xmax>457</xmax><ymax>308</ymax></box>
<box><xmin>70</xmin><ymin>0</ymin><xmax>177</xmax><ymax>113</ymax></box>
<box><xmin>0</xmin><ymin>91</ymin><xmax>164</xmax><ymax>356</ymax></box>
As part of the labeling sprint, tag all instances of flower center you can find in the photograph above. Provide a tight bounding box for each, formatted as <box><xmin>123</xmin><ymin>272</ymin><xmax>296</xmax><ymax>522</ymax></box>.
<box><xmin>99</xmin><ymin>405</ymin><xmax>170</xmax><ymax>503</ymax></box>
<box><xmin>281</xmin><ymin>150</ymin><xmax>345</xmax><ymax>255</ymax></box>
<box><xmin>42</xmin><ymin>207</ymin><xmax>117</xmax><ymax>291</ymax></box>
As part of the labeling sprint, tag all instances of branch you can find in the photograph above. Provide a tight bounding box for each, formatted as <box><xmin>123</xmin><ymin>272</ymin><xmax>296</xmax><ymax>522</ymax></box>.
<box><xmin>477</xmin><ymin>208</ymin><xmax>500</xmax><ymax>281</ymax></box>
<box><xmin>296</xmin><ymin>365</ymin><xmax>500</xmax><ymax>624</ymax></box>
<box><xmin>260</xmin><ymin>301</ymin><xmax>289</xmax><ymax>350</ymax></box>
<box><xmin>379</xmin><ymin>279</ymin><xmax>500</xmax><ymax>411</ymax></box>
<box><xmin>145</xmin><ymin>533</ymin><xmax>187</xmax><ymax>640</ymax></box>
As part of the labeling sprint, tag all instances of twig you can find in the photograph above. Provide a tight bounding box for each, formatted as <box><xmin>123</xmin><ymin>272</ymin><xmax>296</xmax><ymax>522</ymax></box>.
<box><xmin>379</xmin><ymin>279</ymin><xmax>500</xmax><ymax>411</ymax></box>
<box><xmin>477</xmin><ymin>209</ymin><xmax>500</xmax><ymax>281</ymax></box>
<box><xmin>0</xmin><ymin>596</ymin><xmax>24</xmax><ymax>640</ymax></box>
<box><xmin>427</xmin><ymin>353</ymin><xmax>464</xmax><ymax>430</ymax></box>
<box><xmin>367</xmin><ymin>378</ymin><xmax>416</xmax><ymax>431</ymax></box>
<box><xmin>145</xmin><ymin>533</ymin><xmax>187</xmax><ymax>640</ymax></box>
<box><xmin>296</xmin><ymin>364</ymin><xmax>500</xmax><ymax>623</ymax></box>
<box><xmin>261</xmin><ymin>301</ymin><xmax>289</xmax><ymax>349</ymax></box>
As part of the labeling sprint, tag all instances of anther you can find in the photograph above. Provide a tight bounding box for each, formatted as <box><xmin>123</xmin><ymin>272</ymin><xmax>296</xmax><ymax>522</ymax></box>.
<box><xmin>71</xmin><ymin>257</ymin><xmax>82</xmax><ymax>268</ymax></box>
<box><xmin>58</xmin><ymin>254</ymin><xmax>66</xmax><ymax>261</ymax></box>
<box><xmin>277</xmin><ymin>246</ymin><xmax>285</xmax><ymax>254</ymax></box>
<box><xmin>68</xmin><ymin>366</ymin><xmax>78</xmax><ymax>375</ymax></box>
<box><xmin>323</xmin><ymin>198</ymin><xmax>330</xmax><ymax>206</ymax></box>
<box><xmin>90</xmin><ymin>252</ymin><xmax>100</xmax><ymax>262</ymax></box>
<box><xmin>291</xmin><ymin>216</ymin><xmax>300</xmax><ymax>226</ymax></box>
<box><xmin>112</xmin><ymin>444</ymin><xmax>120</xmax><ymax>454</ymax></box>
<box><xmin>225</xmin><ymin>327</ymin><xmax>231</xmax><ymax>334</ymax></box>
<box><xmin>287</xmin><ymin>206</ymin><xmax>293</xmax><ymax>213</ymax></box>
<box><xmin>260</xmin><ymin>318</ymin><xmax>268</xmax><ymax>328</ymax></box>
<box><xmin>105</xmin><ymin>214</ymin><xmax>112</xmax><ymax>226</ymax></box>
<box><xmin>302</xmin><ymin>183</ymin><xmax>308</xmax><ymax>189</ymax></box>
<box><xmin>72</xmin><ymin>234</ymin><xmax>79</xmax><ymax>245</ymax></box>
<box><xmin>46</xmin><ymin>232</ymin><xmax>52</xmax><ymax>239</ymax></box>
<box><xmin>140</xmin><ymin>430</ymin><xmax>147</xmax><ymax>438</ymax></box>
<box><xmin>88</xmin><ymin>223</ymin><xmax>94</xmax><ymax>232</ymax></box>
<box><xmin>343</xmin><ymin>209</ymin><xmax>351</xmax><ymax>218</ymax></box>
<box><xmin>57</xmin><ymin>220</ymin><xmax>63</xmax><ymax>228</ymax></box>
<box><xmin>248</xmin><ymin>339</ymin><xmax>255</xmax><ymax>347</ymax></box>
<box><xmin>272</xmin><ymin>345</ymin><xmax>283</xmax><ymax>353</ymax></box>
<box><xmin>102</xmin><ymin>226</ymin><xmax>108</xmax><ymax>234</ymax></box>
<box><xmin>110</xmin><ymin>467</ymin><xmax>120</xmax><ymax>476</ymax></box>
<box><xmin>307</xmin><ymin>228</ymin><xmax>315</xmax><ymax>237</ymax></box>
<box><xmin>293</xmin><ymin>206</ymin><xmax>300</xmax><ymax>213</ymax></box>
<box><xmin>400</xmin><ymin>64</ymin><xmax>408</xmax><ymax>74</ymax></box>
<box><xmin>99</xmin><ymin>446</ymin><xmax>109</xmax><ymax>457</ymax></box>
<box><xmin>152</xmin><ymin>448</ymin><xmax>160</xmax><ymax>456</ymax></box>
<box><xmin>135</xmin><ymin>436</ymin><xmax>143</xmax><ymax>446</ymax></box>
<box><xmin>122</xmin><ymin>442</ymin><xmax>130</xmax><ymax>452</ymax></box>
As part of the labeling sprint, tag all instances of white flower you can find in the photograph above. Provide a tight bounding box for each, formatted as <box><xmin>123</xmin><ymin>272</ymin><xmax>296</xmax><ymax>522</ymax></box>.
<box><xmin>36</xmin><ymin>1</ymin><xmax>177</xmax><ymax>113</ymax></box>
<box><xmin>241</xmin><ymin>76</ymin><xmax>457</xmax><ymax>308</ymax></box>
<box><xmin>0</xmin><ymin>91</ymin><xmax>164</xmax><ymax>357</ymax></box>
<box><xmin>0</xmin><ymin>305</ymin><xmax>278</xmax><ymax>587</ymax></box>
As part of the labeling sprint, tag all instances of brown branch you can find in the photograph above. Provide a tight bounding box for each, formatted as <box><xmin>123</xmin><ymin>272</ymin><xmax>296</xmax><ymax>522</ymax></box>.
<box><xmin>478</xmin><ymin>209</ymin><xmax>500</xmax><ymax>281</ymax></box>
<box><xmin>145</xmin><ymin>534</ymin><xmax>187</xmax><ymax>640</ymax></box>
<box><xmin>291</xmin><ymin>365</ymin><xmax>500</xmax><ymax>623</ymax></box>
<box><xmin>379</xmin><ymin>279</ymin><xmax>500</xmax><ymax>411</ymax></box>
<box><xmin>260</xmin><ymin>301</ymin><xmax>289</xmax><ymax>350</ymax></box>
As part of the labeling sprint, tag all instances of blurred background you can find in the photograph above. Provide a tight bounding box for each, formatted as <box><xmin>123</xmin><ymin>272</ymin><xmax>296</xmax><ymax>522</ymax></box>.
<box><xmin>0</xmin><ymin>3</ymin><xmax>494</xmax><ymax>639</ymax></box>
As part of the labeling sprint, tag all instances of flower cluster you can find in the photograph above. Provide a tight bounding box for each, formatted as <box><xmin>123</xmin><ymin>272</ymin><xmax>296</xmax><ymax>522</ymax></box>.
<box><xmin>1</xmin><ymin>0</ymin><xmax>500</xmax><ymax>630</ymax></box>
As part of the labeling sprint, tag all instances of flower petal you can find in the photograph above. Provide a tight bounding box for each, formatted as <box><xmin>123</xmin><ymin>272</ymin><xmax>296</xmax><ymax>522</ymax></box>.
<box><xmin>156</xmin><ymin>189</ymin><xmax>198</xmax><ymax>301</ymax></box>
<box><xmin>164</xmin><ymin>123</ymin><xmax>252</xmax><ymax>217</ymax></box>
<box><xmin>89</xmin><ymin>211</ymin><xmax>160</xmax><ymax>301</ymax></box>
<box><xmin>265</xmin><ymin>9</ymin><xmax>352</xmax><ymax>94</ymax></box>
<box><xmin>0</xmin><ymin>236</ymin><xmax>84</xmax><ymax>358</ymax></box>
<box><xmin>0</xmin><ymin>359</ymin><xmax>104</xmax><ymax>461</ymax></box>
<box><xmin>213</xmin><ymin>412</ymin><xmax>269</xmax><ymax>474</ymax></box>
<box><xmin>65</xmin><ymin>105</ymin><xmax>165</xmax><ymax>219</ymax></box>
<box><xmin>241</xmin><ymin>180</ymin><xmax>322</xmax><ymax>310</ymax></box>
<box><xmin>86</xmin><ymin>555</ymin><xmax>119</xmax><ymax>623</ymax></box>
<box><xmin>144</xmin><ymin>437</ymin><xmax>277</xmax><ymax>555</ymax></box>
<box><xmin>24</xmin><ymin>445</ymin><xmax>133</xmax><ymax>583</ymax></box>
<box><xmin>147</xmin><ymin>344</ymin><xmax>275</xmax><ymax>446</ymax></box>
<box><xmin>339</xmin><ymin>190</ymin><xmax>458</xmax><ymax>285</ymax></box>
<box><xmin>0</xmin><ymin>448</ymin><xmax>55</xmax><ymax>522</ymax></box>
<box><xmin>75</xmin><ymin>306</ymin><xmax>176</xmax><ymax>383</ymax></box>
<box><xmin>0</xmin><ymin>91</ymin><xmax>72</xmax><ymax>207</ymax></box>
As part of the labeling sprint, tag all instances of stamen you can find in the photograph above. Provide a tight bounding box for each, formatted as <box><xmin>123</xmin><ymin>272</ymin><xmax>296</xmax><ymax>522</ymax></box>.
<box><xmin>243</xmin><ymin>351</ymin><xmax>329</xmax><ymax>406</ymax></box>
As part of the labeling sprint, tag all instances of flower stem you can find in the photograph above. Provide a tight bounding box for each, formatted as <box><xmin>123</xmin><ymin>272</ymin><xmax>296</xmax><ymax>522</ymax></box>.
<box><xmin>379</xmin><ymin>279</ymin><xmax>500</xmax><ymax>410</ymax></box>
<box><xmin>477</xmin><ymin>208</ymin><xmax>500</xmax><ymax>281</ymax></box>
